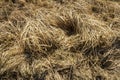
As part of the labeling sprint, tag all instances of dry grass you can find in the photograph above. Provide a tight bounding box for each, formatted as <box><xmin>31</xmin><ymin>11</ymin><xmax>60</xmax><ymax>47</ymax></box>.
<box><xmin>0</xmin><ymin>0</ymin><xmax>120</xmax><ymax>80</ymax></box>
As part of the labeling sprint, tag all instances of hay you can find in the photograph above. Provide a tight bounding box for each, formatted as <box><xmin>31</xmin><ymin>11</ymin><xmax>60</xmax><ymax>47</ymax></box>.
<box><xmin>0</xmin><ymin>0</ymin><xmax>120</xmax><ymax>80</ymax></box>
